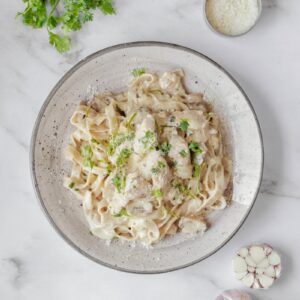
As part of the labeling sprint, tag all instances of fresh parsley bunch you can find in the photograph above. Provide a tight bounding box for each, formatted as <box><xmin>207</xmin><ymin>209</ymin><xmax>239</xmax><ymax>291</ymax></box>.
<box><xmin>17</xmin><ymin>0</ymin><xmax>116</xmax><ymax>53</ymax></box>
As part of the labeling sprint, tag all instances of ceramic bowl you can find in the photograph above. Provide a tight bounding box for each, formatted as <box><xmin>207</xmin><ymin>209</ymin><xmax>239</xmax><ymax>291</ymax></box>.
<box><xmin>30</xmin><ymin>42</ymin><xmax>263</xmax><ymax>273</ymax></box>
<box><xmin>203</xmin><ymin>0</ymin><xmax>262</xmax><ymax>37</ymax></box>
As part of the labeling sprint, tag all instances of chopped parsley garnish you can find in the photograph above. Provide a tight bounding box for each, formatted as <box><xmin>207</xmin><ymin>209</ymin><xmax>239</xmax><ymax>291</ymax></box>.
<box><xmin>112</xmin><ymin>174</ymin><xmax>126</xmax><ymax>193</ymax></box>
<box><xmin>179</xmin><ymin>119</ymin><xmax>189</xmax><ymax>132</ymax></box>
<box><xmin>139</xmin><ymin>130</ymin><xmax>155</xmax><ymax>149</ymax></box>
<box><xmin>179</xmin><ymin>149</ymin><xmax>188</xmax><ymax>157</ymax></box>
<box><xmin>158</xmin><ymin>161</ymin><xmax>166</xmax><ymax>168</ymax></box>
<box><xmin>151</xmin><ymin>161</ymin><xmax>166</xmax><ymax>174</ymax></box>
<box><xmin>106</xmin><ymin>164</ymin><xmax>112</xmax><ymax>175</ymax></box>
<box><xmin>159</xmin><ymin>141</ymin><xmax>171</xmax><ymax>155</ymax></box>
<box><xmin>172</xmin><ymin>181</ymin><xmax>196</xmax><ymax>198</ymax></box>
<box><xmin>188</xmin><ymin>142</ymin><xmax>203</xmax><ymax>154</ymax></box>
<box><xmin>131</xmin><ymin>68</ymin><xmax>145</xmax><ymax>77</ymax></box>
<box><xmin>125</xmin><ymin>112</ymin><xmax>137</xmax><ymax>129</ymax></box>
<box><xmin>91</xmin><ymin>138</ymin><xmax>99</xmax><ymax>144</ymax></box>
<box><xmin>193</xmin><ymin>162</ymin><xmax>207</xmax><ymax>179</ymax></box>
<box><xmin>107</xmin><ymin>132</ymin><xmax>134</xmax><ymax>156</ymax></box>
<box><xmin>80</xmin><ymin>144</ymin><xmax>93</xmax><ymax>169</ymax></box>
<box><xmin>68</xmin><ymin>182</ymin><xmax>75</xmax><ymax>189</ymax></box>
<box><xmin>116</xmin><ymin>148</ymin><xmax>132</xmax><ymax>168</ymax></box>
<box><xmin>151</xmin><ymin>167</ymin><xmax>159</xmax><ymax>174</ymax></box>
<box><xmin>99</xmin><ymin>159</ymin><xmax>112</xmax><ymax>175</ymax></box>
<box><xmin>152</xmin><ymin>188</ymin><xmax>162</xmax><ymax>198</ymax></box>
<box><xmin>193</xmin><ymin>164</ymin><xmax>201</xmax><ymax>178</ymax></box>
<box><xmin>114</xmin><ymin>208</ymin><xmax>129</xmax><ymax>217</ymax></box>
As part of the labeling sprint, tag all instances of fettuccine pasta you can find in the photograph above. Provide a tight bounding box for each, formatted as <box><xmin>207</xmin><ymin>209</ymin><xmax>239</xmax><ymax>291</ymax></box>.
<box><xmin>64</xmin><ymin>69</ymin><xmax>231</xmax><ymax>246</ymax></box>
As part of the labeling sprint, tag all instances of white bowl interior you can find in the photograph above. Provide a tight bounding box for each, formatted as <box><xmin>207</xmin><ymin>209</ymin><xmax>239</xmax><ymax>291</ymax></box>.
<box><xmin>31</xmin><ymin>43</ymin><xmax>263</xmax><ymax>273</ymax></box>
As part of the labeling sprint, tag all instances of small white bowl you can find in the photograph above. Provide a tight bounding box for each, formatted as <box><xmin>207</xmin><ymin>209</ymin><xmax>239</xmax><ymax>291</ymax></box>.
<box><xmin>204</xmin><ymin>0</ymin><xmax>262</xmax><ymax>37</ymax></box>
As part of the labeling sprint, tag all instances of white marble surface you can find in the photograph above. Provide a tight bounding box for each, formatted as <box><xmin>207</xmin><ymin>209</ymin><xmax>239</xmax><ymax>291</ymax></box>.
<box><xmin>0</xmin><ymin>0</ymin><xmax>299</xmax><ymax>299</ymax></box>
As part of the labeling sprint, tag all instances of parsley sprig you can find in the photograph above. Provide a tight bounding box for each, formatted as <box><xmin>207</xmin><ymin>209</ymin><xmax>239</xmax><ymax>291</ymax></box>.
<box><xmin>17</xmin><ymin>0</ymin><xmax>116</xmax><ymax>53</ymax></box>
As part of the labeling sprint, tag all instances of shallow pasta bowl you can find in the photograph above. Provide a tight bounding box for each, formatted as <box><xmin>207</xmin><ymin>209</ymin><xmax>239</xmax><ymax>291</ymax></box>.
<box><xmin>30</xmin><ymin>42</ymin><xmax>263</xmax><ymax>273</ymax></box>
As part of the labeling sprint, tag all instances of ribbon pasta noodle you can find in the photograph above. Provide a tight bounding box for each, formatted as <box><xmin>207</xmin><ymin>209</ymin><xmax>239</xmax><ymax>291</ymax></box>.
<box><xmin>64</xmin><ymin>69</ymin><xmax>231</xmax><ymax>246</ymax></box>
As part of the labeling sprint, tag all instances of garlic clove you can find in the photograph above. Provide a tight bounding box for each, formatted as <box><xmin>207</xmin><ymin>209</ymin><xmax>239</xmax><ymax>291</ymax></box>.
<box><xmin>233</xmin><ymin>256</ymin><xmax>248</xmax><ymax>273</ymax></box>
<box><xmin>235</xmin><ymin>272</ymin><xmax>247</xmax><ymax>280</ymax></box>
<box><xmin>250</xmin><ymin>246</ymin><xmax>266</xmax><ymax>264</ymax></box>
<box><xmin>245</xmin><ymin>255</ymin><xmax>256</xmax><ymax>267</ymax></box>
<box><xmin>242</xmin><ymin>273</ymin><xmax>255</xmax><ymax>288</ymax></box>
<box><xmin>258</xmin><ymin>274</ymin><xmax>274</xmax><ymax>289</ymax></box>
<box><xmin>264</xmin><ymin>265</ymin><xmax>275</xmax><ymax>277</ymax></box>
<box><xmin>268</xmin><ymin>251</ymin><xmax>281</xmax><ymax>265</ymax></box>
<box><xmin>238</xmin><ymin>247</ymin><xmax>249</xmax><ymax>258</ymax></box>
<box><xmin>257</xmin><ymin>257</ymin><xmax>269</xmax><ymax>268</ymax></box>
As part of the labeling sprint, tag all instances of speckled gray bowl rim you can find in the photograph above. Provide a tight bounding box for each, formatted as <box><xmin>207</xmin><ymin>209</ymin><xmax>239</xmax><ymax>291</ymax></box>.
<box><xmin>30</xmin><ymin>41</ymin><xmax>264</xmax><ymax>274</ymax></box>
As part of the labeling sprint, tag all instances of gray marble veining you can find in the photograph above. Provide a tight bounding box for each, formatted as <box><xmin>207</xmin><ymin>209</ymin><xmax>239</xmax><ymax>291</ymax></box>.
<box><xmin>0</xmin><ymin>0</ymin><xmax>300</xmax><ymax>299</ymax></box>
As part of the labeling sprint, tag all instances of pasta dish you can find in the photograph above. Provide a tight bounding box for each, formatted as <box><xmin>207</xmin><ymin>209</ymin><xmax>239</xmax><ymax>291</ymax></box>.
<box><xmin>64</xmin><ymin>69</ymin><xmax>231</xmax><ymax>245</ymax></box>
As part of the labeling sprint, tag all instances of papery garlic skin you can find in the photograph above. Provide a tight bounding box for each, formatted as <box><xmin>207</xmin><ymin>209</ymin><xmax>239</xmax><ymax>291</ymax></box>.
<box><xmin>215</xmin><ymin>289</ymin><xmax>252</xmax><ymax>300</ymax></box>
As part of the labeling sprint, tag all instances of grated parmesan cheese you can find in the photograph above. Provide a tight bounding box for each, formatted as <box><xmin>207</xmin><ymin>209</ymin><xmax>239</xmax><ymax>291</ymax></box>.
<box><xmin>205</xmin><ymin>0</ymin><xmax>260</xmax><ymax>36</ymax></box>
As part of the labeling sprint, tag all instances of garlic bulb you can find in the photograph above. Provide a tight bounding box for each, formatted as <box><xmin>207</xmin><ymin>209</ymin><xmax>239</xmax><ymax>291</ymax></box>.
<box><xmin>233</xmin><ymin>244</ymin><xmax>281</xmax><ymax>289</ymax></box>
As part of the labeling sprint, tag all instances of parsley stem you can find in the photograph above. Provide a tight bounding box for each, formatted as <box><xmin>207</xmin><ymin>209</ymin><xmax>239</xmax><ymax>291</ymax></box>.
<box><xmin>46</xmin><ymin>0</ymin><xmax>61</xmax><ymax>32</ymax></box>
<box><xmin>49</xmin><ymin>0</ymin><xmax>61</xmax><ymax>18</ymax></box>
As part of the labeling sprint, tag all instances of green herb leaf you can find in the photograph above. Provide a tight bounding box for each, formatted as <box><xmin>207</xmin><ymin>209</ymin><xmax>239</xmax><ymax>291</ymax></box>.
<box><xmin>91</xmin><ymin>138</ymin><xmax>99</xmax><ymax>144</ymax></box>
<box><xmin>151</xmin><ymin>161</ymin><xmax>166</xmax><ymax>174</ymax></box>
<box><xmin>80</xmin><ymin>144</ymin><xmax>94</xmax><ymax>169</ymax></box>
<box><xmin>159</xmin><ymin>141</ymin><xmax>171</xmax><ymax>155</ymax></box>
<box><xmin>47</xmin><ymin>15</ymin><xmax>58</xmax><ymax>29</ymax></box>
<box><xmin>68</xmin><ymin>182</ymin><xmax>75</xmax><ymax>189</ymax></box>
<box><xmin>112</xmin><ymin>173</ymin><xmax>126</xmax><ymax>193</ymax></box>
<box><xmin>18</xmin><ymin>0</ymin><xmax>47</xmax><ymax>29</ymax></box>
<box><xmin>107</xmin><ymin>132</ymin><xmax>134</xmax><ymax>156</ymax></box>
<box><xmin>99</xmin><ymin>0</ymin><xmax>116</xmax><ymax>15</ymax></box>
<box><xmin>17</xmin><ymin>0</ymin><xmax>116</xmax><ymax>53</ymax></box>
<box><xmin>48</xmin><ymin>31</ymin><xmax>70</xmax><ymax>53</ymax></box>
<box><xmin>193</xmin><ymin>164</ymin><xmax>200</xmax><ymax>178</ymax></box>
<box><xmin>116</xmin><ymin>148</ymin><xmax>132</xmax><ymax>168</ymax></box>
<box><xmin>179</xmin><ymin>149</ymin><xmax>187</xmax><ymax>157</ymax></box>
<box><xmin>112</xmin><ymin>175</ymin><xmax>122</xmax><ymax>192</ymax></box>
<box><xmin>157</xmin><ymin>161</ymin><xmax>166</xmax><ymax>169</ymax></box>
<box><xmin>139</xmin><ymin>131</ymin><xmax>155</xmax><ymax>149</ymax></box>
<box><xmin>113</xmin><ymin>207</ymin><xmax>129</xmax><ymax>217</ymax></box>
<box><xmin>188</xmin><ymin>142</ymin><xmax>203</xmax><ymax>154</ymax></box>
<box><xmin>179</xmin><ymin>119</ymin><xmax>189</xmax><ymax>132</ymax></box>
<box><xmin>152</xmin><ymin>188</ymin><xmax>162</xmax><ymax>198</ymax></box>
<box><xmin>131</xmin><ymin>68</ymin><xmax>145</xmax><ymax>77</ymax></box>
